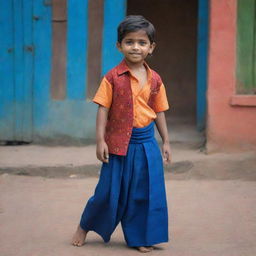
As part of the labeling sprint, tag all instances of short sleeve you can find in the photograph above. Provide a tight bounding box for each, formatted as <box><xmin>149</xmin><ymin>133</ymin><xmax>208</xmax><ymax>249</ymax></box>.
<box><xmin>153</xmin><ymin>83</ymin><xmax>169</xmax><ymax>112</ymax></box>
<box><xmin>93</xmin><ymin>77</ymin><xmax>113</xmax><ymax>108</ymax></box>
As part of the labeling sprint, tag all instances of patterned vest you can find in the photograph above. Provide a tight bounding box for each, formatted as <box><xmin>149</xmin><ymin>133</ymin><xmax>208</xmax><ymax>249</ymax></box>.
<box><xmin>104</xmin><ymin>60</ymin><xmax>162</xmax><ymax>156</ymax></box>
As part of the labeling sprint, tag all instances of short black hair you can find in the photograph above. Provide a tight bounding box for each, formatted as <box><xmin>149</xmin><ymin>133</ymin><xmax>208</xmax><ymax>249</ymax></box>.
<box><xmin>117</xmin><ymin>15</ymin><xmax>155</xmax><ymax>44</ymax></box>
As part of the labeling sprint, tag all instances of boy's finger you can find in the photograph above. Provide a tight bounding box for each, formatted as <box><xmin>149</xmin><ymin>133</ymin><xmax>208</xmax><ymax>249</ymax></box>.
<box><xmin>97</xmin><ymin>152</ymin><xmax>103</xmax><ymax>162</ymax></box>
<box><xmin>167</xmin><ymin>155</ymin><xmax>172</xmax><ymax>164</ymax></box>
<box><xmin>104</xmin><ymin>149</ymin><xmax>109</xmax><ymax>159</ymax></box>
<box><xmin>104</xmin><ymin>149</ymin><xmax>109</xmax><ymax>163</ymax></box>
<box><xmin>99</xmin><ymin>151</ymin><xmax>106</xmax><ymax>163</ymax></box>
<box><xmin>163</xmin><ymin>151</ymin><xmax>171</xmax><ymax>164</ymax></box>
<box><xmin>163</xmin><ymin>153</ymin><xmax>167</xmax><ymax>163</ymax></box>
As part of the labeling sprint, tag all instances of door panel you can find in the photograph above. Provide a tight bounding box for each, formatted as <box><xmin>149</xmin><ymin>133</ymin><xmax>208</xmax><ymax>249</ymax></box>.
<box><xmin>0</xmin><ymin>0</ymin><xmax>15</xmax><ymax>140</ymax></box>
<box><xmin>0</xmin><ymin>0</ymin><xmax>33</xmax><ymax>141</ymax></box>
<box><xmin>19</xmin><ymin>0</ymin><xmax>33</xmax><ymax>141</ymax></box>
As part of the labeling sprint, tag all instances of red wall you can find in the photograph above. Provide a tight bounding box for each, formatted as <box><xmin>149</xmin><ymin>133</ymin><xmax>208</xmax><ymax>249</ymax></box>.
<box><xmin>207</xmin><ymin>0</ymin><xmax>256</xmax><ymax>151</ymax></box>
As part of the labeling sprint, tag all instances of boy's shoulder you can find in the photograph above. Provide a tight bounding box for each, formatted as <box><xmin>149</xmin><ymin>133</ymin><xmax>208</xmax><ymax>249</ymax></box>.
<box><xmin>104</xmin><ymin>65</ymin><xmax>119</xmax><ymax>84</ymax></box>
<box><xmin>150</xmin><ymin>68</ymin><xmax>162</xmax><ymax>83</ymax></box>
<box><xmin>148</xmin><ymin>66</ymin><xmax>163</xmax><ymax>86</ymax></box>
<box><xmin>104</xmin><ymin>60</ymin><xmax>128</xmax><ymax>83</ymax></box>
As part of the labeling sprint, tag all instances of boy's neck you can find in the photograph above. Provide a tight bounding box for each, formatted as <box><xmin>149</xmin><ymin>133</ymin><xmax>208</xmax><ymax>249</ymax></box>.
<box><xmin>124</xmin><ymin>59</ymin><xmax>145</xmax><ymax>71</ymax></box>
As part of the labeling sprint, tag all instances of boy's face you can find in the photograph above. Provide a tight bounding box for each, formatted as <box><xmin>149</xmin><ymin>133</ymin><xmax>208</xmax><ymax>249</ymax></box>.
<box><xmin>117</xmin><ymin>30</ymin><xmax>155</xmax><ymax>65</ymax></box>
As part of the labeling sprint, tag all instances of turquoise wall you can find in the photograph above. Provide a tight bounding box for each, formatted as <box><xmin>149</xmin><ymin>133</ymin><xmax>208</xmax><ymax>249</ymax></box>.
<box><xmin>0</xmin><ymin>0</ymin><xmax>126</xmax><ymax>143</ymax></box>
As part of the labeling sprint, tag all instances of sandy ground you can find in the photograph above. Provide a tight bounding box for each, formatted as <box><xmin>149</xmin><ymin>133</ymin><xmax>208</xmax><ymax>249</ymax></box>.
<box><xmin>0</xmin><ymin>141</ymin><xmax>256</xmax><ymax>256</ymax></box>
<box><xmin>0</xmin><ymin>174</ymin><xmax>256</xmax><ymax>256</ymax></box>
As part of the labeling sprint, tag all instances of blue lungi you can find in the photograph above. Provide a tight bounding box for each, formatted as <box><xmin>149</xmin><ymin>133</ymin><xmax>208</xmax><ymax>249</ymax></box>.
<box><xmin>80</xmin><ymin>122</ymin><xmax>169</xmax><ymax>247</ymax></box>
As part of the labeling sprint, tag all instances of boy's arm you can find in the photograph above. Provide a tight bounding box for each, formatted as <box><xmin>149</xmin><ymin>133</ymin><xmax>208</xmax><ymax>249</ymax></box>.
<box><xmin>155</xmin><ymin>111</ymin><xmax>172</xmax><ymax>164</ymax></box>
<box><xmin>96</xmin><ymin>105</ymin><xmax>109</xmax><ymax>163</ymax></box>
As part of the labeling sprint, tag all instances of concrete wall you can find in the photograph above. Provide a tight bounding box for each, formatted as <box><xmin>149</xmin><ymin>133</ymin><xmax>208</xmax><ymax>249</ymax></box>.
<box><xmin>207</xmin><ymin>0</ymin><xmax>256</xmax><ymax>151</ymax></box>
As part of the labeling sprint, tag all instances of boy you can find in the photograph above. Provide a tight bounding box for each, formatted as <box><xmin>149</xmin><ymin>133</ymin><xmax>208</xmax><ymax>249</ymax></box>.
<box><xmin>72</xmin><ymin>15</ymin><xmax>171</xmax><ymax>253</ymax></box>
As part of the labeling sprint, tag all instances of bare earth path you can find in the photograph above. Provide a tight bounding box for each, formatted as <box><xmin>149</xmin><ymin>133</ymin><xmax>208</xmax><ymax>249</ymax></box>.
<box><xmin>1</xmin><ymin>174</ymin><xmax>256</xmax><ymax>256</ymax></box>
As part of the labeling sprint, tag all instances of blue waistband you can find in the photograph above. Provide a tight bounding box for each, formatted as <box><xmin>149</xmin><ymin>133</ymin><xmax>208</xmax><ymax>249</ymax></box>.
<box><xmin>129</xmin><ymin>122</ymin><xmax>155</xmax><ymax>144</ymax></box>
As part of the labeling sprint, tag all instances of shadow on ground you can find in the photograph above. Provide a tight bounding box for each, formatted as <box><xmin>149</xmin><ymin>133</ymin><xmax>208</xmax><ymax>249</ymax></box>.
<box><xmin>1</xmin><ymin>154</ymin><xmax>255</xmax><ymax>181</ymax></box>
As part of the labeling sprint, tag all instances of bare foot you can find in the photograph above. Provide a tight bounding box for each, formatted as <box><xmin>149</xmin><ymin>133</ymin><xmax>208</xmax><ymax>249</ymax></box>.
<box><xmin>71</xmin><ymin>225</ymin><xmax>88</xmax><ymax>247</ymax></box>
<box><xmin>137</xmin><ymin>246</ymin><xmax>154</xmax><ymax>253</ymax></box>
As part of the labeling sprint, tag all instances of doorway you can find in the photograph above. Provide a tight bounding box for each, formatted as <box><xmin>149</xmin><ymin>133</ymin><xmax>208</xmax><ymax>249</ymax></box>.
<box><xmin>127</xmin><ymin>0</ymin><xmax>205</xmax><ymax>145</ymax></box>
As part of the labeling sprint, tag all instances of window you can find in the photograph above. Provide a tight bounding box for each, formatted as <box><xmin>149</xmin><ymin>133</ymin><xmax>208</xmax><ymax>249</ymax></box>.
<box><xmin>237</xmin><ymin>0</ymin><xmax>256</xmax><ymax>95</ymax></box>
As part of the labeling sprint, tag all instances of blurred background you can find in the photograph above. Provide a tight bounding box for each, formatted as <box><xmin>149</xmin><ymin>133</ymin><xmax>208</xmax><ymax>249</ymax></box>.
<box><xmin>0</xmin><ymin>0</ymin><xmax>255</xmax><ymax>151</ymax></box>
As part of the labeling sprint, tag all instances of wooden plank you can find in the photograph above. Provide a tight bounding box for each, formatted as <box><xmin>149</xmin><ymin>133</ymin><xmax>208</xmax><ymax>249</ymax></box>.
<box><xmin>101</xmin><ymin>0</ymin><xmax>126</xmax><ymax>75</ymax></box>
<box><xmin>21</xmin><ymin>0</ymin><xmax>33</xmax><ymax>141</ymax></box>
<box><xmin>237</xmin><ymin>0</ymin><xmax>256</xmax><ymax>94</ymax></box>
<box><xmin>0</xmin><ymin>0</ymin><xmax>15</xmax><ymax>140</ymax></box>
<box><xmin>66</xmin><ymin>0</ymin><xmax>88</xmax><ymax>99</ymax></box>
<box><xmin>13</xmin><ymin>0</ymin><xmax>25</xmax><ymax>140</ymax></box>
<box><xmin>86</xmin><ymin>0</ymin><xmax>104</xmax><ymax>100</ymax></box>
<box><xmin>51</xmin><ymin>0</ymin><xmax>67</xmax><ymax>100</ymax></box>
<box><xmin>33</xmin><ymin>0</ymin><xmax>52</xmax><ymax>127</ymax></box>
<box><xmin>52</xmin><ymin>0</ymin><xmax>66</xmax><ymax>20</ymax></box>
<box><xmin>0</xmin><ymin>0</ymin><xmax>33</xmax><ymax>141</ymax></box>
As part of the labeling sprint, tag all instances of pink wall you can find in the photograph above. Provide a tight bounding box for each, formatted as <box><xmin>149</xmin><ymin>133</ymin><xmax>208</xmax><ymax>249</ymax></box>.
<box><xmin>207</xmin><ymin>0</ymin><xmax>256</xmax><ymax>152</ymax></box>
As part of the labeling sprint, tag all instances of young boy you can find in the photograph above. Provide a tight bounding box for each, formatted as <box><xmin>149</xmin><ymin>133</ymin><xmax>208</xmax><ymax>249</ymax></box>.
<box><xmin>72</xmin><ymin>15</ymin><xmax>171</xmax><ymax>253</ymax></box>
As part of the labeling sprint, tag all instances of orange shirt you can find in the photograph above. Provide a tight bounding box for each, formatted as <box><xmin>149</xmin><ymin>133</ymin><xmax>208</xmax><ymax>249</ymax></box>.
<box><xmin>93</xmin><ymin>64</ymin><xmax>169</xmax><ymax>127</ymax></box>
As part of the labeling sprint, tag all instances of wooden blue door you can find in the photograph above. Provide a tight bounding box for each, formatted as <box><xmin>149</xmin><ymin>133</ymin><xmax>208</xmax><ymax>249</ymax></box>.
<box><xmin>0</xmin><ymin>0</ymin><xmax>33</xmax><ymax>142</ymax></box>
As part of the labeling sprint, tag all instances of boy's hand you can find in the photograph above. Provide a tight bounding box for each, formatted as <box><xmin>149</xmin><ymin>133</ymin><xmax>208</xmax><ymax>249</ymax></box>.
<box><xmin>162</xmin><ymin>142</ymin><xmax>172</xmax><ymax>164</ymax></box>
<box><xmin>96</xmin><ymin>140</ymin><xmax>109</xmax><ymax>163</ymax></box>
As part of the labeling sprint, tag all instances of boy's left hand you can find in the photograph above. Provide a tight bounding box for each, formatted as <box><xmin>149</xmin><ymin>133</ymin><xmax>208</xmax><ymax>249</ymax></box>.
<box><xmin>162</xmin><ymin>142</ymin><xmax>172</xmax><ymax>164</ymax></box>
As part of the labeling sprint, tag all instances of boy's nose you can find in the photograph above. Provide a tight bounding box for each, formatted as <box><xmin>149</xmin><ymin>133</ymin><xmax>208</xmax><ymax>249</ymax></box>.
<box><xmin>132</xmin><ymin>43</ymin><xmax>140</xmax><ymax>50</ymax></box>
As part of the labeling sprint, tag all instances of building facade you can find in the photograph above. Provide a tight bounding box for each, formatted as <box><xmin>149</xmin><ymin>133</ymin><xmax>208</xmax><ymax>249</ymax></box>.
<box><xmin>207</xmin><ymin>0</ymin><xmax>256</xmax><ymax>151</ymax></box>
<box><xmin>0</xmin><ymin>0</ymin><xmax>255</xmax><ymax>151</ymax></box>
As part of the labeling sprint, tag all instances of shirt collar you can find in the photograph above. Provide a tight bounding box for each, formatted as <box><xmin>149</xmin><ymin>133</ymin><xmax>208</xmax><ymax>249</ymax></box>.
<box><xmin>117</xmin><ymin>59</ymin><xmax>152</xmax><ymax>78</ymax></box>
<box><xmin>117</xmin><ymin>59</ymin><xmax>130</xmax><ymax>75</ymax></box>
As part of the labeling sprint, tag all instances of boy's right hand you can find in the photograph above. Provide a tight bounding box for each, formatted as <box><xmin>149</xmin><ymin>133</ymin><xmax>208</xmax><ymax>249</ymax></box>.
<box><xmin>96</xmin><ymin>140</ymin><xmax>109</xmax><ymax>163</ymax></box>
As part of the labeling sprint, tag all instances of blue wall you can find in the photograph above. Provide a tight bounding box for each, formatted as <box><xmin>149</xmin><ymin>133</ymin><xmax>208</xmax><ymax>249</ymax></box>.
<box><xmin>0</xmin><ymin>0</ymin><xmax>126</xmax><ymax>143</ymax></box>
<box><xmin>0</xmin><ymin>0</ymin><xmax>33</xmax><ymax>141</ymax></box>
<box><xmin>196</xmin><ymin>0</ymin><xmax>209</xmax><ymax>131</ymax></box>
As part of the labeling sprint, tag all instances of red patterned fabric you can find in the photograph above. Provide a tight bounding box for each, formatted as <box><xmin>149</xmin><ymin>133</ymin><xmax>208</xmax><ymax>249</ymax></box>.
<box><xmin>104</xmin><ymin>60</ymin><xmax>162</xmax><ymax>156</ymax></box>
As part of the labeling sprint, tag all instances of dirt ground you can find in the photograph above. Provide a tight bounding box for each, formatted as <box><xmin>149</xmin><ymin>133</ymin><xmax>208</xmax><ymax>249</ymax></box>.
<box><xmin>0</xmin><ymin>143</ymin><xmax>256</xmax><ymax>256</ymax></box>
<box><xmin>0</xmin><ymin>174</ymin><xmax>256</xmax><ymax>256</ymax></box>
<box><xmin>1</xmin><ymin>144</ymin><xmax>256</xmax><ymax>181</ymax></box>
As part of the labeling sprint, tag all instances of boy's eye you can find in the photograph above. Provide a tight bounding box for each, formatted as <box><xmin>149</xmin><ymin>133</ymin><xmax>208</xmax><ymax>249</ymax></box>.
<box><xmin>124</xmin><ymin>40</ymin><xmax>148</xmax><ymax>46</ymax></box>
<box><xmin>139</xmin><ymin>41</ymin><xmax>147</xmax><ymax>46</ymax></box>
<box><xmin>125</xmin><ymin>41</ymin><xmax>133</xmax><ymax>45</ymax></box>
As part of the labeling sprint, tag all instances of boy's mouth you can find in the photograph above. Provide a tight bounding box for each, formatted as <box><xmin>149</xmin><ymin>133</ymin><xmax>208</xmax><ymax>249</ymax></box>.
<box><xmin>129</xmin><ymin>52</ymin><xmax>141</xmax><ymax>56</ymax></box>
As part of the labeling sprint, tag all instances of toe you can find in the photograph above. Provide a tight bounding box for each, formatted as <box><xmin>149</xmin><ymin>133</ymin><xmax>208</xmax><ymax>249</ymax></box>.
<box><xmin>72</xmin><ymin>239</ymin><xmax>79</xmax><ymax>246</ymax></box>
<box><xmin>78</xmin><ymin>242</ymin><xmax>84</xmax><ymax>247</ymax></box>
<box><xmin>137</xmin><ymin>247</ymin><xmax>152</xmax><ymax>253</ymax></box>
<box><xmin>146</xmin><ymin>246</ymin><xmax>154</xmax><ymax>251</ymax></box>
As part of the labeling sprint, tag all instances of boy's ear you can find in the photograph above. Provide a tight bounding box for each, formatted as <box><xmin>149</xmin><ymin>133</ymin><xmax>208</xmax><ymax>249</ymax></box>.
<box><xmin>116</xmin><ymin>42</ymin><xmax>122</xmax><ymax>52</ymax></box>
<box><xmin>149</xmin><ymin>42</ymin><xmax>156</xmax><ymax>54</ymax></box>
